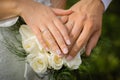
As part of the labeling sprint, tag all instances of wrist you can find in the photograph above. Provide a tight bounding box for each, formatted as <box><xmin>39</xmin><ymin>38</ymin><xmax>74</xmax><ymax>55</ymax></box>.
<box><xmin>0</xmin><ymin>0</ymin><xmax>21</xmax><ymax>19</ymax></box>
<box><xmin>17</xmin><ymin>0</ymin><xmax>44</xmax><ymax>17</ymax></box>
<box><xmin>16</xmin><ymin>0</ymin><xmax>31</xmax><ymax>16</ymax></box>
<box><xmin>12</xmin><ymin>0</ymin><xmax>22</xmax><ymax>16</ymax></box>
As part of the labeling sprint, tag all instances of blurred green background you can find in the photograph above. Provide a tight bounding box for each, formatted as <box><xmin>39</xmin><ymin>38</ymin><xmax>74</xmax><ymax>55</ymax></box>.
<box><xmin>66</xmin><ymin>0</ymin><xmax>120</xmax><ymax>80</ymax></box>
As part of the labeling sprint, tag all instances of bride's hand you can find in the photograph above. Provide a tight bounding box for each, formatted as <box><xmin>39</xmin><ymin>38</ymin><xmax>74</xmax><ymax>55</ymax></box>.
<box><xmin>18</xmin><ymin>0</ymin><xmax>72</xmax><ymax>56</ymax></box>
<box><xmin>61</xmin><ymin>0</ymin><xmax>104</xmax><ymax>60</ymax></box>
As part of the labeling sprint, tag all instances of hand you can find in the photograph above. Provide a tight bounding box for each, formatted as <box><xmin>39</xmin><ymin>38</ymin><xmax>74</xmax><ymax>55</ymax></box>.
<box><xmin>18</xmin><ymin>0</ymin><xmax>73</xmax><ymax>55</ymax></box>
<box><xmin>61</xmin><ymin>0</ymin><xmax>104</xmax><ymax>60</ymax></box>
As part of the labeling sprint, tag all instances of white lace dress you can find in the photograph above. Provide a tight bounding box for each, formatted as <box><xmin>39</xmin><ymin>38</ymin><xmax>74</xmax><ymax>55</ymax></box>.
<box><xmin>0</xmin><ymin>0</ymin><xmax>51</xmax><ymax>80</ymax></box>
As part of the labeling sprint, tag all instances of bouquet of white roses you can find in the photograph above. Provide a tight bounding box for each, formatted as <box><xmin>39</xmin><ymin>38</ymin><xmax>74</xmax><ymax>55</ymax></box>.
<box><xmin>19</xmin><ymin>25</ymin><xmax>85</xmax><ymax>74</ymax></box>
<box><xmin>1</xmin><ymin>19</ymin><xmax>110</xmax><ymax>80</ymax></box>
<box><xmin>1</xmin><ymin>22</ymin><xmax>85</xmax><ymax>80</ymax></box>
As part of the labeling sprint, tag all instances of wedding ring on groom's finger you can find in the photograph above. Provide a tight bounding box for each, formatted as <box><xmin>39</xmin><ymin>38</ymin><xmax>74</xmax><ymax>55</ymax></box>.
<box><xmin>67</xmin><ymin>21</ymin><xmax>74</xmax><ymax>27</ymax></box>
<box><xmin>66</xmin><ymin>21</ymin><xmax>74</xmax><ymax>32</ymax></box>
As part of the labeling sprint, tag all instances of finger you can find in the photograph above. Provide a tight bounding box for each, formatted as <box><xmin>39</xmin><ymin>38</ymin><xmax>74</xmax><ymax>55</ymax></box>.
<box><xmin>41</xmin><ymin>26</ymin><xmax>62</xmax><ymax>55</ymax></box>
<box><xmin>69</xmin><ymin>20</ymin><xmax>84</xmax><ymax>44</ymax></box>
<box><xmin>30</xmin><ymin>26</ymin><xmax>48</xmax><ymax>50</ymax></box>
<box><xmin>53</xmin><ymin>17</ymin><xmax>71</xmax><ymax>45</ymax></box>
<box><xmin>86</xmin><ymin>30</ymin><xmax>101</xmax><ymax>56</ymax></box>
<box><xmin>65</xmin><ymin>20</ymin><xmax>74</xmax><ymax>34</ymax></box>
<box><xmin>47</xmin><ymin>22</ymin><xmax>68</xmax><ymax>54</ymax></box>
<box><xmin>67</xmin><ymin>21</ymin><xmax>83</xmax><ymax>51</ymax></box>
<box><xmin>60</xmin><ymin>16</ymin><xmax>68</xmax><ymax>24</ymax></box>
<box><xmin>67</xmin><ymin>21</ymin><xmax>93</xmax><ymax>60</ymax></box>
<box><xmin>52</xmin><ymin>8</ymin><xmax>73</xmax><ymax>16</ymax></box>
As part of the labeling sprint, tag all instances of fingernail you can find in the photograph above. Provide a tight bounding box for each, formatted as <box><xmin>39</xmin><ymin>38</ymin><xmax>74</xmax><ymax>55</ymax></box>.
<box><xmin>67</xmin><ymin>55</ymin><xmax>73</xmax><ymax>60</ymax></box>
<box><xmin>56</xmin><ymin>50</ymin><xmax>61</xmax><ymax>55</ymax></box>
<box><xmin>66</xmin><ymin>40</ymin><xmax>71</xmax><ymax>45</ymax></box>
<box><xmin>63</xmin><ymin>48</ymin><xmax>68</xmax><ymax>54</ymax></box>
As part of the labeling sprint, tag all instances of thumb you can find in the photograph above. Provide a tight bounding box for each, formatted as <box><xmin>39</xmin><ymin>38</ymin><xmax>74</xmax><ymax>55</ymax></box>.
<box><xmin>51</xmin><ymin>8</ymin><xmax>73</xmax><ymax>16</ymax></box>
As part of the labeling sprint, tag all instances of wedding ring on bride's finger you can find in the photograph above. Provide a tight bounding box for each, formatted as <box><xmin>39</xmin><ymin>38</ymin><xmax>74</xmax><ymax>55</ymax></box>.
<box><xmin>41</xmin><ymin>28</ymin><xmax>49</xmax><ymax>34</ymax></box>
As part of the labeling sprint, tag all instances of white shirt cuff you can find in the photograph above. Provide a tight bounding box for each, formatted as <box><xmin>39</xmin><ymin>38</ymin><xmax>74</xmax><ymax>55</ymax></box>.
<box><xmin>101</xmin><ymin>0</ymin><xmax>112</xmax><ymax>11</ymax></box>
<box><xmin>0</xmin><ymin>17</ymin><xmax>19</xmax><ymax>27</ymax></box>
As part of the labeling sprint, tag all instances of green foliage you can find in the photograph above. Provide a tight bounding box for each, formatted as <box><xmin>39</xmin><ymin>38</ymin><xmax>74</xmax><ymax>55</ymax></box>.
<box><xmin>49</xmin><ymin>67</ymin><xmax>77</xmax><ymax>80</ymax></box>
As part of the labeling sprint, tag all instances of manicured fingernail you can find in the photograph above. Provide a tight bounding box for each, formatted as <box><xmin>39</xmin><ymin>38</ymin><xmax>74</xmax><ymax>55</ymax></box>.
<box><xmin>66</xmin><ymin>40</ymin><xmax>71</xmax><ymax>45</ymax></box>
<box><xmin>63</xmin><ymin>48</ymin><xmax>68</xmax><ymax>54</ymax></box>
<box><xmin>67</xmin><ymin>55</ymin><xmax>73</xmax><ymax>60</ymax></box>
<box><xmin>56</xmin><ymin>50</ymin><xmax>61</xmax><ymax>55</ymax></box>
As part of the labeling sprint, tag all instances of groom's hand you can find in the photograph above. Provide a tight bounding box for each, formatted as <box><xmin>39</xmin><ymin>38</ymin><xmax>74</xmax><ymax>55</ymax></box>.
<box><xmin>61</xmin><ymin>0</ymin><xmax>104</xmax><ymax>60</ymax></box>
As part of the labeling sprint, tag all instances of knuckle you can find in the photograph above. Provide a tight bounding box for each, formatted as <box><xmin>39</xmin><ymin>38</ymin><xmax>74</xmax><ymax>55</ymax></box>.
<box><xmin>88</xmin><ymin>21</ymin><xmax>94</xmax><ymax>28</ymax></box>
<box><xmin>59</xmin><ymin>40</ymin><xmax>66</xmax><ymax>48</ymax></box>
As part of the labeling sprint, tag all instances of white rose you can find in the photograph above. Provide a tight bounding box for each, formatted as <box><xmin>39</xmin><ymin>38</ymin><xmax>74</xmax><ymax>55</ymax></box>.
<box><xmin>26</xmin><ymin>53</ymin><xmax>38</xmax><ymax>63</ymax></box>
<box><xmin>19</xmin><ymin>25</ymin><xmax>34</xmax><ymax>41</ymax></box>
<box><xmin>48</xmin><ymin>52</ymin><xmax>63</xmax><ymax>70</ymax></box>
<box><xmin>64</xmin><ymin>53</ymin><xmax>82</xmax><ymax>69</ymax></box>
<box><xmin>20</xmin><ymin>24</ymin><xmax>85</xmax><ymax>71</ymax></box>
<box><xmin>45</xmin><ymin>52</ymin><xmax>51</xmax><ymax>69</ymax></box>
<box><xmin>28</xmin><ymin>53</ymin><xmax>48</xmax><ymax>74</ymax></box>
<box><xmin>20</xmin><ymin>25</ymin><xmax>43</xmax><ymax>53</ymax></box>
<box><xmin>64</xmin><ymin>47</ymin><xmax>85</xmax><ymax>69</ymax></box>
<box><xmin>22</xmin><ymin>36</ymin><xmax>38</xmax><ymax>53</ymax></box>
